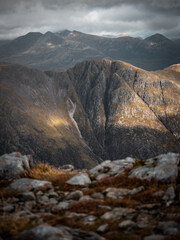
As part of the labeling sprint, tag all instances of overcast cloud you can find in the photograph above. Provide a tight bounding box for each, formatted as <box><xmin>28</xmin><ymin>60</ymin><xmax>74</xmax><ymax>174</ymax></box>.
<box><xmin>0</xmin><ymin>0</ymin><xmax>180</xmax><ymax>39</ymax></box>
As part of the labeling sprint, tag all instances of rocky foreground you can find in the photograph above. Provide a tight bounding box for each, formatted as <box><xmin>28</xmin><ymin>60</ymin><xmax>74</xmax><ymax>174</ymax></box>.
<box><xmin>0</xmin><ymin>152</ymin><xmax>180</xmax><ymax>240</ymax></box>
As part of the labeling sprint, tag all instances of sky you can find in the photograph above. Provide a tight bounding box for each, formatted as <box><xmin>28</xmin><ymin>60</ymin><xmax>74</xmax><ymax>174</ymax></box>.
<box><xmin>0</xmin><ymin>0</ymin><xmax>180</xmax><ymax>40</ymax></box>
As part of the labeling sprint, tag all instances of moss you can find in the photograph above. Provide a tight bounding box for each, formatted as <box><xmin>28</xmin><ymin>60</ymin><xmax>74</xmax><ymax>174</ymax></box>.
<box><xmin>133</xmin><ymin>159</ymin><xmax>145</xmax><ymax>169</ymax></box>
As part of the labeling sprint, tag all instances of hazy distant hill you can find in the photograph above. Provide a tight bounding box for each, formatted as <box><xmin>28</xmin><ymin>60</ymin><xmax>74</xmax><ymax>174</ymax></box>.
<box><xmin>0</xmin><ymin>31</ymin><xmax>179</xmax><ymax>71</ymax></box>
<box><xmin>0</xmin><ymin>60</ymin><xmax>179</xmax><ymax>167</ymax></box>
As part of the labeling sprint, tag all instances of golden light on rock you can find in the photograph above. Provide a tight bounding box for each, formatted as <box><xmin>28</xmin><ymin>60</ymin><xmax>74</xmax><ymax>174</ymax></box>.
<box><xmin>48</xmin><ymin>116</ymin><xmax>68</xmax><ymax>127</ymax></box>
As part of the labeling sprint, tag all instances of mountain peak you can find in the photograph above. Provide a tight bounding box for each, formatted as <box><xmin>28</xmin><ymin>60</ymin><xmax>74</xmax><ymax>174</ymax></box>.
<box><xmin>145</xmin><ymin>33</ymin><xmax>170</xmax><ymax>43</ymax></box>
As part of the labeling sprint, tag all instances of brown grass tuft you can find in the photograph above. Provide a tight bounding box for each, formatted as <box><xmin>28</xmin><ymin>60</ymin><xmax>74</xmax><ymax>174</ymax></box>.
<box><xmin>0</xmin><ymin>216</ymin><xmax>36</xmax><ymax>238</ymax></box>
<box><xmin>27</xmin><ymin>163</ymin><xmax>77</xmax><ymax>191</ymax></box>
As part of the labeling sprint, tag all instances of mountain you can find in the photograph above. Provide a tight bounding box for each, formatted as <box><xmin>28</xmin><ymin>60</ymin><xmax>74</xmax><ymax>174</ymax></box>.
<box><xmin>0</xmin><ymin>31</ymin><xmax>179</xmax><ymax>71</ymax></box>
<box><xmin>0</xmin><ymin>59</ymin><xmax>179</xmax><ymax>168</ymax></box>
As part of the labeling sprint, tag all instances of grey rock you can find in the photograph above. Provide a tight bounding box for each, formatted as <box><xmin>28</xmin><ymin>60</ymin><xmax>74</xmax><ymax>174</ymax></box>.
<box><xmin>49</xmin><ymin>198</ymin><xmax>58</xmax><ymax>205</ymax></box>
<box><xmin>47</xmin><ymin>191</ymin><xmax>58</xmax><ymax>198</ymax></box>
<box><xmin>18</xmin><ymin>192</ymin><xmax>36</xmax><ymax>201</ymax></box>
<box><xmin>101</xmin><ymin>207</ymin><xmax>135</xmax><ymax>220</ymax></box>
<box><xmin>97</xmin><ymin>224</ymin><xmax>109</xmax><ymax>233</ymax></box>
<box><xmin>60</xmin><ymin>164</ymin><xmax>74</xmax><ymax>172</ymax></box>
<box><xmin>80</xmin><ymin>195</ymin><xmax>94</xmax><ymax>202</ymax></box>
<box><xmin>11</xmin><ymin>197</ymin><xmax>19</xmax><ymax>203</ymax></box>
<box><xmin>152</xmin><ymin>191</ymin><xmax>165</xmax><ymax>198</ymax></box>
<box><xmin>131</xmin><ymin>186</ymin><xmax>144</xmax><ymax>195</ymax></box>
<box><xmin>154</xmin><ymin>153</ymin><xmax>180</xmax><ymax>166</ymax></box>
<box><xmin>163</xmin><ymin>186</ymin><xmax>176</xmax><ymax>205</ymax></box>
<box><xmin>0</xmin><ymin>152</ymin><xmax>33</xmax><ymax>179</ymax></box>
<box><xmin>90</xmin><ymin>157</ymin><xmax>135</xmax><ymax>179</ymax></box>
<box><xmin>36</xmin><ymin>191</ymin><xmax>43</xmax><ymax>196</ymax></box>
<box><xmin>66</xmin><ymin>173</ymin><xmax>91</xmax><ymax>186</ymax></box>
<box><xmin>1</xmin><ymin>204</ymin><xmax>14</xmax><ymax>213</ymax></box>
<box><xmin>17</xmin><ymin>224</ymin><xmax>105</xmax><ymax>240</ymax></box>
<box><xmin>66</xmin><ymin>212</ymin><xmax>87</xmax><ymax>220</ymax></box>
<box><xmin>156</xmin><ymin>221</ymin><xmax>180</xmax><ymax>235</ymax></box>
<box><xmin>24</xmin><ymin>201</ymin><xmax>36</xmax><ymax>211</ymax></box>
<box><xmin>66</xmin><ymin>190</ymin><xmax>83</xmax><ymax>200</ymax></box>
<box><xmin>129</xmin><ymin>162</ymin><xmax>178</xmax><ymax>183</ymax></box>
<box><xmin>143</xmin><ymin>235</ymin><xmax>165</xmax><ymax>240</ymax></box>
<box><xmin>38</xmin><ymin>195</ymin><xmax>49</xmax><ymax>205</ymax></box>
<box><xmin>52</xmin><ymin>200</ymin><xmax>76</xmax><ymax>211</ymax></box>
<box><xmin>91</xmin><ymin>192</ymin><xmax>104</xmax><ymax>200</ymax></box>
<box><xmin>98</xmin><ymin>205</ymin><xmax>112</xmax><ymax>211</ymax></box>
<box><xmin>104</xmin><ymin>187</ymin><xmax>131</xmax><ymax>199</ymax></box>
<box><xmin>7</xmin><ymin>178</ymin><xmax>52</xmax><ymax>192</ymax></box>
<box><xmin>83</xmin><ymin>215</ymin><xmax>97</xmax><ymax>225</ymax></box>
<box><xmin>118</xmin><ymin>220</ymin><xmax>136</xmax><ymax>229</ymax></box>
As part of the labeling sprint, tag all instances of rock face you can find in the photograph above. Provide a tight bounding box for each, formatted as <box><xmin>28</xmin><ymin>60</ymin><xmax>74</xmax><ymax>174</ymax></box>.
<box><xmin>0</xmin><ymin>60</ymin><xmax>180</xmax><ymax>167</ymax></box>
<box><xmin>0</xmin><ymin>31</ymin><xmax>179</xmax><ymax>71</ymax></box>
<box><xmin>0</xmin><ymin>152</ymin><xmax>33</xmax><ymax>179</ymax></box>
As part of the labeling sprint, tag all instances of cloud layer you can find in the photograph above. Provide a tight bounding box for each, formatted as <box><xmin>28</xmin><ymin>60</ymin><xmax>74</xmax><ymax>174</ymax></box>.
<box><xmin>0</xmin><ymin>0</ymin><xmax>179</xmax><ymax>39</ymax></box>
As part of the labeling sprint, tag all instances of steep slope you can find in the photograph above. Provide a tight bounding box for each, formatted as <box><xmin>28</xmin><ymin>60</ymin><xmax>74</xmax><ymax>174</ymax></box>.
<box><xmin>67</xmin><ymin>60</ymin><xmax>180</xmax><ymax>159</ymax></box>
<box><xmin>0</xmin><ymin>60</ymin><xmax>179</xmax><ymax>167</ymax></box>
<box><xmin>0</xmin><ymin>63</ymin><xmax>103</xmax><ymax>168</ymax></box>
<box><xmin>0</xmin><ymin>31</ymin><xmax>179</xmax><ymax>71</ymax></box>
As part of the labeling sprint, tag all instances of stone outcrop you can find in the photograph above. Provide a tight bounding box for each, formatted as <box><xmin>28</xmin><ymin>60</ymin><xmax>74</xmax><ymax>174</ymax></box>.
<box><xmin>0</xmin><ymin>152</ymin><xmax>33</xmax><ymax>179</ymax></box>
<box><xmin>129</xmin><ymin>153</ymin><xmax>180</xmax><ymax>183</ymax></box>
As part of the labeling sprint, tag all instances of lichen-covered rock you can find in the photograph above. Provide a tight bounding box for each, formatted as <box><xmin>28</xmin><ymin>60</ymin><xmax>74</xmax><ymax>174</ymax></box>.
<box><xmin>0</xmin><ymin>152</ymin><xmax>33</xmax><ymax>179</ymax></box>
<box><xmin>6</xmin><ymin>178</ymin><xmax>52</xmax><ymax>192</ymax></box>
<box><xmin>90</xmin><ymin>157</ymin><xmax>135</xmax><ymax>179</ymax></box>
<box><xmin>66</xmin><ymin>173</ymin><xmax>91</xmax><ymax>186</ymax></box>
<box><xmin>129</xmin><ymin>153</ymin><xmax>180</xmax><ymax>183</ymax></box>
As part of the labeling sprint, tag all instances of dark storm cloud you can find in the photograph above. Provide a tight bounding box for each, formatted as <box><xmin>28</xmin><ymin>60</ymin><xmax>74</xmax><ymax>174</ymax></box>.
<box><xmin>0</xmin><ymin>0</ymin><xmax>179</xmax><ymax>39</ymax></box>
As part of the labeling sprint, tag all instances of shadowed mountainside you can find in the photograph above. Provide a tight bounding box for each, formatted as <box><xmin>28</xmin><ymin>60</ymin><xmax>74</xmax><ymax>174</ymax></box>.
<box><xmin>0</xmin><ymin>60</ymin><xmax>180</xmax><ymax>167</ymax></box>
<box><xmin>0</xmin><ymin>31</ymin><xmax>179</xmax><ymax>71</ymax></box>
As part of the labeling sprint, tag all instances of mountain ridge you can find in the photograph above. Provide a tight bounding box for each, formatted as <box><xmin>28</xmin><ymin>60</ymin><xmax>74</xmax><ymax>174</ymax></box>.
<box><xmin>0</xmin><ymin>30</ymin><xmax>179</xmax><ymax>71</ymax></box>
<box><xmin>0</xmin><ymin>59</ymin><xmax>179</xmax><ymax>167</ymax></box>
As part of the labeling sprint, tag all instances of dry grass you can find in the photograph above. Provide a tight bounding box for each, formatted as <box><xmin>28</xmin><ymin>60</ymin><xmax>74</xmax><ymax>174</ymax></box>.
<box><xmin>27</xmin><ymin>163</ymin><xmax>77</xmax><ymax>191</ymax></box>
<box><xmin>0</xmin><ymin>216</ymin><xmax>36</xmax><ymax>239</ymax></box>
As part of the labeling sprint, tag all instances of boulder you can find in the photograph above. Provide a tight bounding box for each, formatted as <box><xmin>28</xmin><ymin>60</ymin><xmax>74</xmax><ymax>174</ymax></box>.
<box><xmin>118</xmin><ymin>220</ymin><xmax>137</xmax><ymax>229</ymax></box>
<box><xmin>16</xmin><ymin>224</ymin><xmax>105</xmax><ymax>240</ymax></box>
<box><xmin>66</xmin><ymin>173</ymin><xmax>91</xmax><ymax>186</ymax></box>
<box><xmin>90</xmin><ymin>157</ymin><xmax>135</xmax><ymax>179</ymax></box>
<box><xmin>97</xmin><ymin>224</ymin><xmax>109</xmax><ymax>234</ymax></box>
<box><xmin>6</xmin><ymin>178</ymin><xmax>52</xmax><ymax>192</ymax></box>
<box><xmin>83</xmin><ymin>215</ymin><xmax>97</xmax><ymax>225</ymax></box>
<box><xmin>103</xmin><ymin>187</ymin><xmax>131</xmax><ymax>199</ymax></box>
<box><xmin>129</xmin><ymin>153</ymin><xmax>180</xmax><ymax>183</ymax></box>
<box><xmin>66</xmin><ymin>190</ymin><xmax>83</xmax><ymax>200</ymax></box>
<box><xmin>101</xmin><ymin>207</ymin><xmax>135</xmax><ymax>220</ymax></box>
<box><xmin>0</xmin><ymin>152</ymin><xmax>33</xmax><ymax>179</ymax></box>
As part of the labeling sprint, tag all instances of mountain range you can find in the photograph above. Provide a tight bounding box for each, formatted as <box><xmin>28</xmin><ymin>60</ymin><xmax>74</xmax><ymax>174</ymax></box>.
<box><xmin>0</xmin><ymin>59</ymin><xmax>180</xmax><ymax>168</ymax></box>
<box><xmin>0</xmin><ymin>30</ymin><xmax>180</xmax><ymax>71</ymax></box>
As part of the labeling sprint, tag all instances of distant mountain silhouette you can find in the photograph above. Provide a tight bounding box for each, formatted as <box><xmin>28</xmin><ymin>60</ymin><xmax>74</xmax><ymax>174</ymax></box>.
<box><xmin>0</xmin><ymin>31</ymin><xmax>179</xmax><ymax>71</ymax></box>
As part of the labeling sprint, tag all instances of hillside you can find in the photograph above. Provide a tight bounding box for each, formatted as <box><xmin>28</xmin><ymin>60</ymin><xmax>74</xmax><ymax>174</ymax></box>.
<box><xmin>0</xmin><ymin>59</ymin><xmax>179</xmax><ymax>167</ymax></box>
<box><xmin>0</xmin><ymin>31</ymin><xmax>179</xmax><ymax>71</ymax></box>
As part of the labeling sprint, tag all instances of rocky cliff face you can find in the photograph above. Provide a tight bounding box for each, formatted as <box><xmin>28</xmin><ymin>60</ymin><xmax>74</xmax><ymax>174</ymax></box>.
<box><xmin>0</xmin><ymin>60</ymin><xmax>180</xmax><ymax>167</ymax></box>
